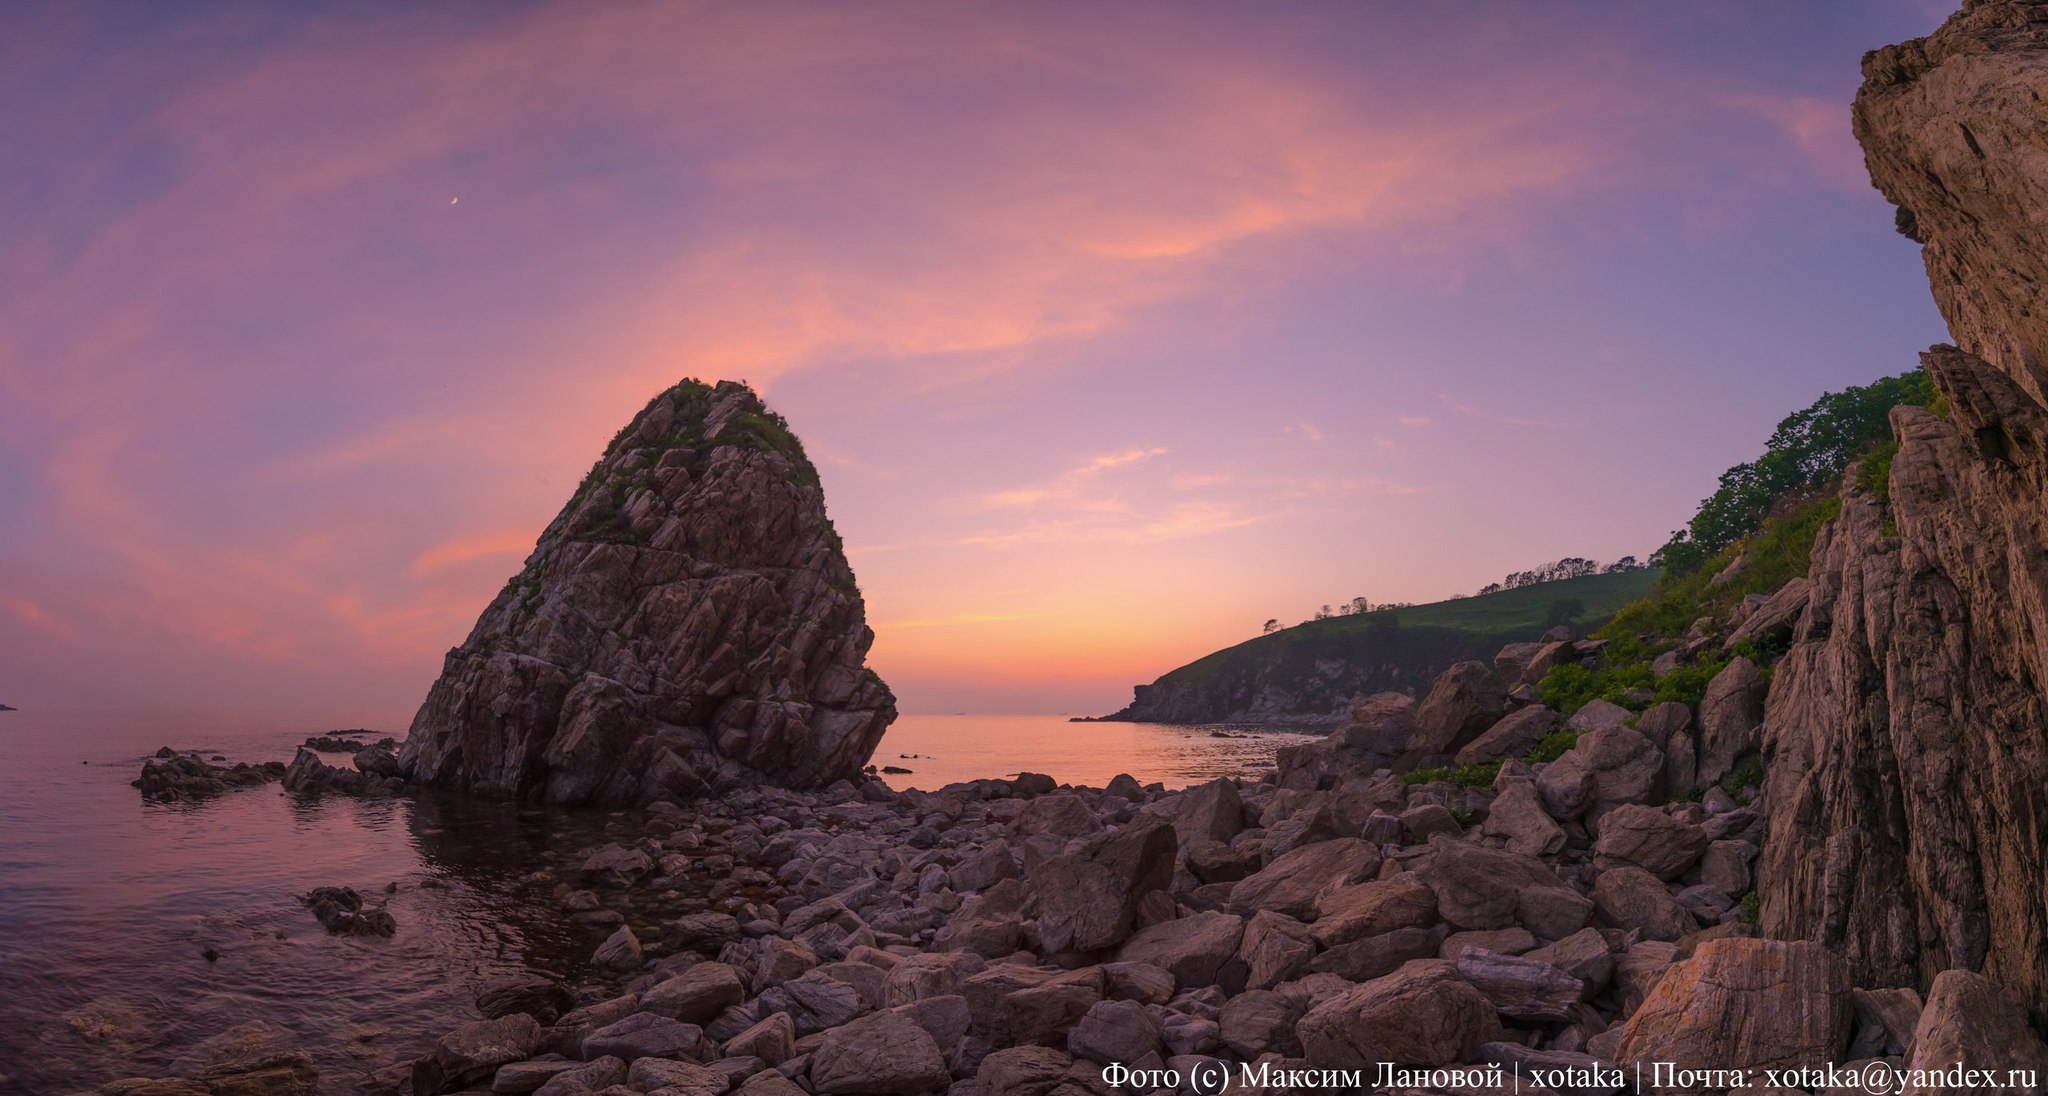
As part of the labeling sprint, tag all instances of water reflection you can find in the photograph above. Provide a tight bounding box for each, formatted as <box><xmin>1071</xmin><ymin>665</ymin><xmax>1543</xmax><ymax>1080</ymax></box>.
<box><xmin>0</xmin><ymin>713</ymin><xmax>614</xmax><ymax>1095</ymax></box>
<box><xmin>873</xmin><ymin>713</ymin><xmax>1322</xmax><ymax>791</ymax></box>
<box><xmin>0</xmin><ymin>710</ymin><xmax>1313</xmax><ymax>1093</ymax></box>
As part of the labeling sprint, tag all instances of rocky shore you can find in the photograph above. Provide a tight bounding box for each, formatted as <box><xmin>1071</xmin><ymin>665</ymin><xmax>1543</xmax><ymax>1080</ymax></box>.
<box><xmin>116</xmin><ymin>611</ymin><xmax>2046</xmax><ymax>1094</ymax></box>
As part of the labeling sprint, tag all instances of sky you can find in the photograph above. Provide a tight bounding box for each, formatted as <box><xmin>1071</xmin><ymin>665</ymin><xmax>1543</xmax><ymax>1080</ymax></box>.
<box><xmin>0</xmin><ymin>1</ymin><xmax>1957</xmax><ymax>718</ymax></box>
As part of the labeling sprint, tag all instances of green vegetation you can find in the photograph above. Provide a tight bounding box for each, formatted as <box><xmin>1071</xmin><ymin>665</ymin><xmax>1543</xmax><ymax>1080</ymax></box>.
<box><xmin>1652</xmin><ymin>369</ymin><xmax>1935</xmax><ymax>575</ymax></box>
<box><xmin>1134</xmin><ymin>369</ymin><xmax>1943</xmax><ymax>726</ymax></box>
<box><xmin>1586</xmin><ymin>490</ymin><xmax>1842</xmax><ymax>684</ymax></box>
<box><xmin>1306</xmin><ymin>570</ymin><xmax>1657</xmax><ymax>638</ymax></box>
<box><xmin>1526</xmin><ymin>728</ymin><xmax>1579</xmax><ymax>764</ymax></box>
<box><xmin>558</xmin><ymin>378</ymin><xmax>834</xmax><ymax>546</ymax></box>
<box><xmin>1740</xmin><ymin>891</ymin><xmax>1761</xmax><ymax>925</ymax></box>
<box><xmin>1120</xmin><ymin>569</ymin><xmax>1658</xmax><ymax>721</ymax></box>
<box><xmin>1401</xmin><ymin>760</ymin><xmax>1504</xmax><ymax>788</ymax></box>
<box><xmin>1531</xmin><ymin>371</ymin><xmax>1939</xmax><ymax>719</ymax></box>
<box><xmin>1723</xmin><ymin>756</ymin><xmax>1765</xmax><ymax>796</ymax></box>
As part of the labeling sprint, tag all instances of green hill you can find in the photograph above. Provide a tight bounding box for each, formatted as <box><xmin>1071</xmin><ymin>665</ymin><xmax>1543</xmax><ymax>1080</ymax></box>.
<box><xmin>1100</xmin><ymin>569</ymin><xmax>1658</xmax><ymax>725</ymax></box>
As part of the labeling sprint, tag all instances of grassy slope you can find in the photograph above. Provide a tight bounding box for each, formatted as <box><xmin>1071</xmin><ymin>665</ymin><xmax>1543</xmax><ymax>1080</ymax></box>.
<box><xmin>1177</xmin><ymin>570</ymin><xmax>1657</xmax><ymax>679</ymax></box>
<box><xmin>1118</xmin><ymin>570</ymin><xmax>1658</xmax><ymax>720</ymax></box>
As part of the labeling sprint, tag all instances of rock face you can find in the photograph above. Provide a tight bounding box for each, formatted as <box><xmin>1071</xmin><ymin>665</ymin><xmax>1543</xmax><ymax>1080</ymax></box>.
<box><xmin>1614</xmin><ymin>939</ymin><xmax>1852</xmax><ymax>1085</ymax></box>
<box><xmin>399</xmin><ymin>380</ymin><xmax>895</xmax><ymax>805</ymax></box>
<box><xmin>1762</xmin><ymin>3</ymin><xmax>2048</xmax><ymax>1015</ymax></box>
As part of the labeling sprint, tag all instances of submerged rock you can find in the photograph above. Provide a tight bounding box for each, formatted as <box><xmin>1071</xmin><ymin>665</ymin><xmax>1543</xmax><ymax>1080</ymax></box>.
<box><xmin>300</xmin><ymin>887</ymin><xmax>397</xmax><ymax>937</ymax></box>
<box><xmin>399</xmin><ymin>380</ymin><xmax>895</xmax><ymax>805</ymax></box>
<box><xmin>132</xmin><ymin>753</ymin><xmax>285</xmax><ymax>803</ymax></box>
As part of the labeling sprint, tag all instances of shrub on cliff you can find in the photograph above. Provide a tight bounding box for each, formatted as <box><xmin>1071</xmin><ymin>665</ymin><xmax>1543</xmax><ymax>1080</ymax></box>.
<box><xmin>1652</xmin><ymin>369</ymin><xmax>1935</xmax><ymax>575</ymax></box>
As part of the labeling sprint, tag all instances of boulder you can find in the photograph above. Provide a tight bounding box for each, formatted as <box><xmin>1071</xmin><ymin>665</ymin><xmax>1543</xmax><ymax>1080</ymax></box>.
<box><xmin>1276</xmin><ymin>694</ymin><xmax>1416</xmax><ymax>788</ymax></box>
<box><xmin>1184</xmin><ymin>839</ymin><xmax>1259</xmax><ymax>885</ymax></box>
<box><xmin>1492</xmin><ymin>642</ymin><xmax>1549</xmax><ymax>689</ymax></box>
<box><xmin>1453</xmin><ymin>947</ymin><xmax>1583</xmax><ymax>1022</ymax></box>
<box><xmin>1849</xmin><ymin>986</ymin><xmax>1922</xmax><ymax>1060</ymax></box>
<box><xmin>1613</xmin><ymin>939</ymin><xmax>1851</xmax><ymax>1081</ymax></box>
<box><xmin>1593</xmin><ymin>805</ymin><xmax>1708</xmax><ymax>880</ymax></box>
<box><xmin>580</xmin><ymin>844</ymin><xmax>653</xmax><ymax>886</ymax></box>
<box><xmin>764</xmin><ymin>969</ymin><xmax>870</xmax><ymax>1036</ymax></box>
<box><xmin>1902</xmin><ymin>970</ymin><xmax>2048</xmax><ymax>1094</ymax></box>
<box><xmin>1592</xmin><ymin>866</ymin><xmax>1697</xmax><ymax>942</ymax></box>
<box><xmin>1307</xmin><ymin>926</ymin><xmax>1441</xmax><ymax>982</ymax></box>
<box><xmin>413</xmin><ymin>1015</ymin><xmax>541</xmax><ymax>1095</ymax></box>
<box><xmin>626</xmin><ymin>1058</ymin><xmax>726</xmax><ymax>1096</ymax></box>
<box><xmin>1723</xmin><ymin>577</ymin><xmax>1808</xmax><ymax>653</ymax></box>
<box><xmin>533</xmin><ymin>1056</ymin><xmax>625</xmax><ymax>1095</ymax></box>
<box><xmin>1227</xmin><ymin>837</ymin><xmax>1379</xmax><ymax>919</ymax></box>
<box><xmin>809</xmin><ymin>1009</ymin><xmax>950</xmax><ymax>1095</ymax></box>
<box><xmin>399</xmin><ymin>381</ymin><xmax>896</xmax><ymax>804</ymax></box>
<box><xmin>579</xmin><ymin>1012</ymin><xmax>702</xmax><ymax>1062</ymax></box>
<box><xmin>1009</xmin><ymin>794</ymin><xmax>1100</xmax><ymax>841</ymax></box>
<box><xmin>1480</xmin><ymin>779</ymin><xmax>1566</xmax><ymax>857</ymax></box>
<box><xmin>191</xmin><ymin>1054</ymin><xmax>318</xmax><ymax>1096</ymax></box>
<box><xmin>1030</xmin><ymin>820</ymin><xmax>1176</xmax><ymax>953</ymax></box>
<box><xmin>1416</xmin><ymin>835</ymin><xmax>1592</xmax><ymax>941</ymax></box>
<box><xmin>1574</xmin><ymin>726</ymin><xmax>1666</xmax><ymax>815</ymax></box>
<box><xmin>724</xmin><ymin>1012</ymin><xmax>797</xmax><ymax>1065</ymax></box>
<box><xmin>1698</xmin><ymin>840</ymin><xmax>1754</xmax><ymax>897</ymax></box>
<box><xmin>1172</xmin><ymin>778</ymin><xmax>1244</xmax><ymax>846</ymax></box>
<box><xmin>1308</xmin><ymin>878</ymin><xmax>1439</xmax><ymax>948</ymax></box>
<box><xmin>973</xmin><ymin>1046</ymin><xmax>1075</xmax><ymax>1096</ymax></box>
<box><xmin>589</xmin><ymin>926</ymin><xmax>642</xmax><ymax>973</ymax></box>
<box><xmin>1523</xmin><ymin>928</ymin><xmax>1614</xmax><ymax>1000</ymax></box>
<box><xmin>1115</xmin><ymin>911</ymin><xmax>1245</xmax><ymax>991</ymax></box>
<box><xmin>1614</xmin><ymin>940</ymin><xmax>1677</xmax><ymax>1018</ymax></box>
<box><xmin>1567</xmin><ymin>699</ymin><xmax>1631</xmax><ymax>733</ymax></box>
<box><xmin>736</xmin><ymin>1072</ymin><xmax>808</xmax><ymax>1096</ymax></box>
<box><xmin>1411</xmin><ymin>661</ymin><xmax>1509</xmax><ymax>756</ymax></box>
<box><xmin>1003</xmin><ymin>979</ymin><xmax>1100</xmax><ymax>1047</ymax></box>
<box><xmin>488</xmin><ymin>1060</ymin><xmax>581</xmax><ymax>1094</ymax></box>
<box><xmin>1455</xmin><ymin>706</ymin><xmax>1559</xmax><ymax>766</ymax></box>
<box><xmin>947</xmin><ymin>844</ymin><xmax>1019</xmax><ymax>893</ymax></box>
<box><xmin>1695</xmin><ymin>658</ymin><xmax>1766</xmax><ymax>788</ymax></box>
<box><xmin>1440</xmin><ymin>926</ymin><xmax>1535</xmax><ymax>960</ymax></box>
<box><xmin>1238</xmin><ymin>910</ymin><xmax>1316</xmax><ymax>991</ymax></box>
<box><xmin>1536</xmin><ymin>753</ymin><xmax>1598</xmax><ymax>821</ymax></box>
<box><xmin>1399</xmin><ymin>804</ymin><xmax>1463</xmax><ymax>843</ymax></box>
<box><xmin>1066</xmin><ymin>999</ymin><xmax>1162</xmax><ymax>1066</ymax></box>
<box><xmin>1218</xmin><ymin>990</ymin><xmax>1303</xmax><ymax>1059</ymax></box>
<box><xmin>1297</xmin><ymin>961</ymin><xmax>1502</xmax><ymax>1069</ymax></box>
<box><xmin>641</xmin><ymin>962</ymin><xmax>746</xmax><ymax>1024</ymax></box>
<box><xmin>475</xmin><ymin>977</ymin><xmax>575</xmax><ymax>1026</ymax></box>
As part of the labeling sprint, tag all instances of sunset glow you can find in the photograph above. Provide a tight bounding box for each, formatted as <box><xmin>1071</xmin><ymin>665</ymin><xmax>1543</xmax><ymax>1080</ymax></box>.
<box><xmin>1</xmin><ymin>1</ymin><xmax>1953</xmax><ymax>715</ymax></box>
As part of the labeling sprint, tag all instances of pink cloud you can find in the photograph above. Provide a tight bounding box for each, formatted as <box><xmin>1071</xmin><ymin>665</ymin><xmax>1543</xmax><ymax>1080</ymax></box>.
<box><xmin>0</xmin><ymin>3</ymin><xmax>1911</xmax><ymax>712</ymax></box>
<box><xmin>1724</xmin><ymin>92</ymin><xmax>1870</xmax><ymax>193</ymax></box>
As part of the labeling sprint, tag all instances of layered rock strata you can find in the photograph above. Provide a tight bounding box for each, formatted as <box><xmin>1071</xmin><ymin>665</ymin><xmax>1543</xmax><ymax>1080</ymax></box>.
<box><xmin>1761</xmin><ymin>0</ymin><xmax>2048</xmax><ymax>1013</ymax></box>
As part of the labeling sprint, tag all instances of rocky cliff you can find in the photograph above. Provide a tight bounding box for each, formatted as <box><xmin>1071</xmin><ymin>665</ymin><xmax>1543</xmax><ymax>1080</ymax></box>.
<box><xmin>1760</xmin><ymin>0</ymin><xmax>2048</xmax><ymax>1018</ymax></box>
<box><xmin>399</xmin><ymin>380</ymin><xmax>895</xmax><ymax>805</ymax></box>
<box><xmin>1103</xmin><ymin>570</ymin><xmax>1656</xmax><ymax>725</ymax></box>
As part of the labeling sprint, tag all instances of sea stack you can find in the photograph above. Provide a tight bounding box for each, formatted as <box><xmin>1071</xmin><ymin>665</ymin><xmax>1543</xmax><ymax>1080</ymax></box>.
<box><xmin>400</xmin><ymin>379</ymin><xmax>895</xmax><ymax>805</ymax></box>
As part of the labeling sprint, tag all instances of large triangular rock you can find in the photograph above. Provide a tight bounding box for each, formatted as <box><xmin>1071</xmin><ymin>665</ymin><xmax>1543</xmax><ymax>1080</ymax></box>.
<box><xmin>399</xmin><ymin>380</ymin><xmax>895</xmax><ymax>804</ymax></box>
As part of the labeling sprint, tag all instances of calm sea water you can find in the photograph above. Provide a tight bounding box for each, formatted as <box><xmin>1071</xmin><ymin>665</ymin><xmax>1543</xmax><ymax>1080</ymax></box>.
<box><xmin>873</xmin><ymin>713</ymin><xmax>1320</xmax><ymax>791</ymax></box>
<box><xmin>0</xmin><ymin>710</ymin><xmax>1315</xmax><ymax>1093</ymax></box>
